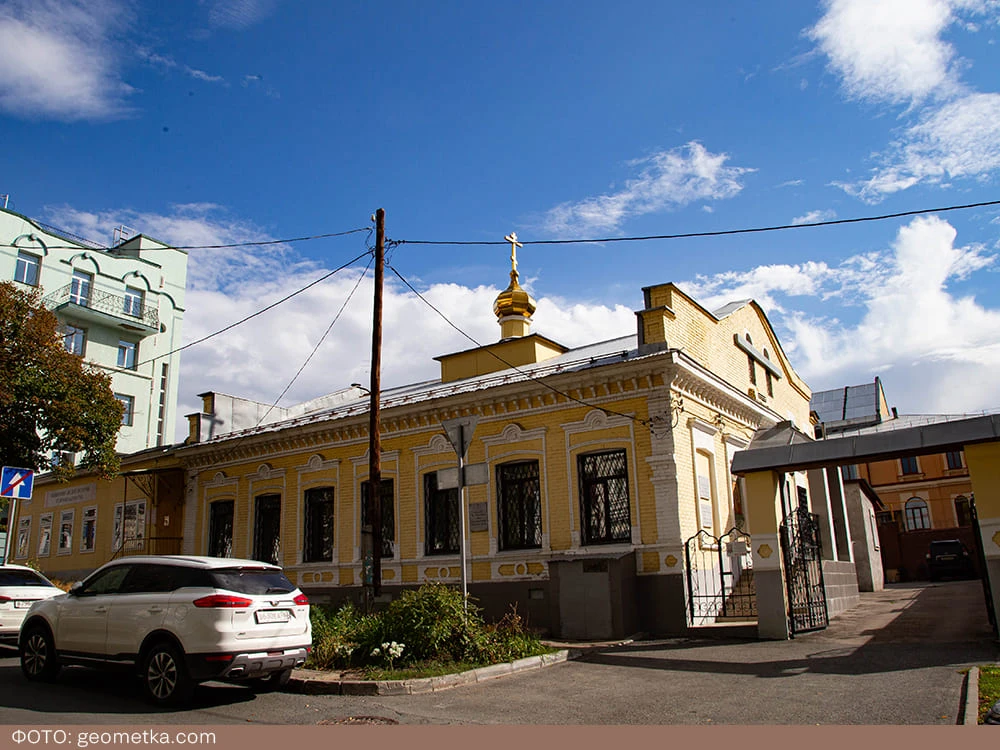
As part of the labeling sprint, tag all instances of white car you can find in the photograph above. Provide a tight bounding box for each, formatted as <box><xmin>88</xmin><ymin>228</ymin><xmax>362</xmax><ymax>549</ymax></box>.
<box><xmin>0</xmin><ymin>565</ymin><xmax>63</xmax><ymax>645</ymax></box>
<box><xmin>19</xmin><ymin>555</ymin><xmax>311</xmax><ymax>704</ymax></box>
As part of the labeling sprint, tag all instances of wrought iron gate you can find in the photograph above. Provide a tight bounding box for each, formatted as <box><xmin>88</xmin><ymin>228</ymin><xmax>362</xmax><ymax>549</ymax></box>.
<box><xmin>780</xmin><ymin>507</ymin><xmax>828</xmax><ymax>635</ymax></box>
<box><xmin>685</xmin><ymin>528</ymin><xmax>756</xmax><ymax>626</ymax></box>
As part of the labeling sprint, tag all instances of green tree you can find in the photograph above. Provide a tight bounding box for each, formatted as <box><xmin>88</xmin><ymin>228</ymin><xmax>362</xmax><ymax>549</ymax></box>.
<box><xmin>0</xmin><ymin>281</ymin><xmax>123</xmax><ymax>481</ymax></box>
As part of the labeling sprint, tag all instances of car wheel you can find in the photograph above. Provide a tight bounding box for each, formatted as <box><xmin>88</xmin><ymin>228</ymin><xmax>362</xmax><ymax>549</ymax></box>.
<box><xmin>20</xmin><ymin>625</ymin><xmax>60</xmax><ymax>682</ymax></box>
<box><xmin>250</xmin><ymin>667</ymin><xmax>294</xmax><ymax>692</ymax></box>
<box><xmin>142</xmin><ymin>642</ymin><xmax>193</xmax><ymax>705</ymax></box>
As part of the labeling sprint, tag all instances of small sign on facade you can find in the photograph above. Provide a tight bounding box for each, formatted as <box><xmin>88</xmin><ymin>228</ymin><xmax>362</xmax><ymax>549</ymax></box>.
<box><xmin>468</xmin><ymin>502</ymin><xmax>489</xmax><ymax>532</ymax></box>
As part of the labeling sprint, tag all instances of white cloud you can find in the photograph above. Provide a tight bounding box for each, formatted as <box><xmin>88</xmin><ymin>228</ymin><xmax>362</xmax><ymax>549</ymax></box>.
<box><xmin>541</xmin><ymin>142</ymin><xmax>753</xmax><ymax>236</ymax></box>
<box><xmin>839</xmin><ymin>92</ymin><xmax>1000</xmax><ymax>201</ymax></box>
<box><xmin>811</xmin><ymin>1</ymin><xmax>1000</xmax><ymax>200</ymax></box>
<box><xmin>683</xmin><ymin>216</ymin><xmax>1000</xmax><ymax>412</ymax></box>
<box><xmin>0</xmin><ymin>0</ymin><xmax>134</xmax><ymax>121</ymax></box>
<box><xmin>791</xmin><ymin>209</ymin><xmax>837</xmax><ymax>225</ymax></box>
<box><xmin>808</xmin><ymin>0</ymin><xmax>962</xmax><ymax>106</ymax></box>
<box><xmin>138</xmin><ymin>48</ymin><xmax>227</xmax><ymax>85</ymax></box>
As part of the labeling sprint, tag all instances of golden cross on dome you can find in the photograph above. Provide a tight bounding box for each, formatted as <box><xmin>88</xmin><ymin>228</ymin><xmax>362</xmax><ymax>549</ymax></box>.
<box><xmin>504</xmin><ymin>232</ymin><xmax>523</xmax><ymax>274</ymax></box>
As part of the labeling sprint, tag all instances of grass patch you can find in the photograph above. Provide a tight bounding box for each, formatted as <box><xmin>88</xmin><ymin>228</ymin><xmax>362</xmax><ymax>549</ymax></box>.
<box><xmin>979</xmin><ymin>665</ymin><xmax>1000</xmax><ymax>724</ymax></box>
<box><xmin>306</xmin><ymin>582</ymin><xmax>554</xmax><ymax>680</ymax></box>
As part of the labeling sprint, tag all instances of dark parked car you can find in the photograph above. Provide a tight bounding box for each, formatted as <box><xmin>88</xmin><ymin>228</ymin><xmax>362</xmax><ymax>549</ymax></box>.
<box><xmin>926</xmin><ymin>539</ymin><xmax>974</xmax><ymax>581</ymax></box>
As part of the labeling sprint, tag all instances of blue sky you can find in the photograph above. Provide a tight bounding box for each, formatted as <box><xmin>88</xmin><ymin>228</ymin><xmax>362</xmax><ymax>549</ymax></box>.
<box><xmin>3</xmin><ymin>0</ymin><xmax>1000</xmax><ymax>440</ymax></box>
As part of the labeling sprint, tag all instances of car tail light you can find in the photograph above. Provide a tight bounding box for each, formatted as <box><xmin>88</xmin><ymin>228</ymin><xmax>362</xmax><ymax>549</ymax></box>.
<box><xmin>293</xmin><ymin>593</ymin><xmax>309</xmax><ymax>606</ymax></box>
<box><xmin>0</xmin><ymin>596</ymin><xmax>11</xmax><ymax>604</ymax></box>
<box><xmin>193</xmin><ymin>594</ymin><xmax>253</xmax><ymax>608</ymax></box>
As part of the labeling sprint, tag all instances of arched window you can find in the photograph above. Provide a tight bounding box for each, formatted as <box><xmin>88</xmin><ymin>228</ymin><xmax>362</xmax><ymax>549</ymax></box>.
<box><xmin>954</xmin><ymin>495</ymin><xmax>972</xmax><ymax>527</ymax></box>
<box><xmin>904</xmin><ymin>498</ymin><xmax>930</xmax><ymax>531</ymax></box>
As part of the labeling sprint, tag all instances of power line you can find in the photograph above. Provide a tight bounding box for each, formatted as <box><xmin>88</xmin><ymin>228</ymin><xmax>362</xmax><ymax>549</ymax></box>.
<box><xmin>386</xmin><ymin>263</ymin><xmax>654</xmax><ymax>432</ymax></box>
<box><xmin>2</xmin><ymin>226</ymin><xmax>372</xmax><ymax>253</ymax></box>
<box><xmin>389</xmin><ymin>198</ymin><xmax>1000</xmax><ymax>247</ymax></box>
<box><xmin>253</xmin><ymin>255</ymin><xmax>375</xmax><ymax>428</ymax></box>
<box><xmin>137</xmin><ymin>248</ymin><xmax>373</xmax><ymax>368</ymax></box>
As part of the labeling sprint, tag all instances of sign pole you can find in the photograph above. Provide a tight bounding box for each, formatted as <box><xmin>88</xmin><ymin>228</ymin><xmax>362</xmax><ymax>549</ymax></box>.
<box><xmin>2</xmin><ymin>497</ymin><xmax>14</xmax><ymax>564</ymax></box>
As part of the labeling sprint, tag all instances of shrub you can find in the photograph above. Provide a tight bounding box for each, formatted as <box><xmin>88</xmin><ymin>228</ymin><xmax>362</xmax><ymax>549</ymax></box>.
<box><xmin>307</xmin><ymin>584</ymin><xmax>551</xmax><ymax>675</ymax></box>
<box><xmin>379</xmin><ymin>582</ymin><xmax>482</xmax><ymax>662</ymax></box>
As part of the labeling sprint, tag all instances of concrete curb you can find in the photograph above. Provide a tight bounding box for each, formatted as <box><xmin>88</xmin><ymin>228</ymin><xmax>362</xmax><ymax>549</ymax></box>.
<box><xmin>289</xmin><ymin>649</ymin><xmax>570</xmax><ymax>696</ymax></box>
<box><xmin>964</xmin><ymin>666</ymin><xmax>979</xmax><ymax>726</ymax></box>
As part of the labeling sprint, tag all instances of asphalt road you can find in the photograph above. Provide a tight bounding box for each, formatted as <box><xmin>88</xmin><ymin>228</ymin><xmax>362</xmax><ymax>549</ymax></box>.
<box><xmin>0</xmin><ymin>580</ymin><xmax>996</xmax><ymax>726</ymax></box>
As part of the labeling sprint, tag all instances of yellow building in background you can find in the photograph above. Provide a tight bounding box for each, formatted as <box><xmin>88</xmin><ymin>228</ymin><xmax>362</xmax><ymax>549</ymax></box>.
<box><xmin>15</xmin><ymin>253</ymin><xmax>824</xmax><ymax>638</ymax></box>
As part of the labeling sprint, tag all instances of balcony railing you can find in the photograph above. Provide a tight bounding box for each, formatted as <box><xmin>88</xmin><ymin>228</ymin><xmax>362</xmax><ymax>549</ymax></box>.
<box><xmin>44</xmin><ymin>284</ymin><xmax>159</xmax><ymax>331</ymax></box>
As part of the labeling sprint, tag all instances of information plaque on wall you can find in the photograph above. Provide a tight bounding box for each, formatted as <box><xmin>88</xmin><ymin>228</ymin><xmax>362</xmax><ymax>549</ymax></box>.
<box><xmin>468</xmin><ymin>502</ymin><xmax>489</xmax><ymax>532</ymax></box>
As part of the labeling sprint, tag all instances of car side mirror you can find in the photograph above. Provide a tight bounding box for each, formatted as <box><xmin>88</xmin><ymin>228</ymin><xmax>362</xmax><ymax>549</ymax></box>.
<box><xmin>68</xmin><ymin>581</ymin><xmax>83</xmax><ymax>596</ymax></box>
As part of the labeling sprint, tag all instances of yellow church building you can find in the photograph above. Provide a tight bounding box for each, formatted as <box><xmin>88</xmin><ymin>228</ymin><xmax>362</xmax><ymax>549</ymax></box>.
<box><xmin>15</xmin><ymin>250</ymin><xmax>848</xmax><ymax>639</ymax></box>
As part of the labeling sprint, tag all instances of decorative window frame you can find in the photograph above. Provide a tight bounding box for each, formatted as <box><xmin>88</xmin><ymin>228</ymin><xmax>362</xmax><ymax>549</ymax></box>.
<box><xmin>562</xmin><ymin>409</ymin><xmax>639</xmax><ymax>549</ymax></box>
<box><xmin>482</xmin><ymin>423</ymin><xmax>549</xmax><ymax>556</ymax></box>
<box><xmin>296</xmin><ymin>454</ymin><xmax>340</xmax><ymax>565</ymax></box>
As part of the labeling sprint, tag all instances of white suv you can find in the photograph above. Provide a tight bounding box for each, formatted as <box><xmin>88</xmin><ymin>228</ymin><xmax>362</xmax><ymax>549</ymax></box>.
<box><xmin>0</xmin><ymin>565</ymin><xmax>63</xmax><ymax>645</ymax></box>
<box><xmin>19</xmin><ymin>555</ymin><xmax>311</xmax><ymax>704</ymax></box>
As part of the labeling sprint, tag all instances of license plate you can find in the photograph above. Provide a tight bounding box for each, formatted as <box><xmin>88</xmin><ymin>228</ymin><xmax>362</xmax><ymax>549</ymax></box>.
<box><xmin>938</xmin><ymin>555</ymin><xmax>956</xmax><ymax>561</ymax></box>
<box><xmin>14</xmin><ymin>601</ymin><xmax>33</xmax><ymax>609</ymax></box>
<box><xmin>255</xmin><ymin>609</ymin><xmax>290</xmax><ymax>624</ymax></box>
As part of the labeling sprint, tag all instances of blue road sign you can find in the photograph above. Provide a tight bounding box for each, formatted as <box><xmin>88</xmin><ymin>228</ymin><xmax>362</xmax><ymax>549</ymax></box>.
<box><xmin>1</xmin><ymin>467</ymin><xmax>34</xmax><ymax>500</ymax></box>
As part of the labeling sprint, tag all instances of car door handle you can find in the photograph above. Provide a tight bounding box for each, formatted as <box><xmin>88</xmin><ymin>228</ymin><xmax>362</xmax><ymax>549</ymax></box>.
<box><xmin>148</xmin><ymin>606</ymin><xmax>163</xmax><ymax>613</ymax></box>
<box><xmin>93</xmin><ymin>606</ymin><xmax>108</xmax><ymax>613</ymax></box>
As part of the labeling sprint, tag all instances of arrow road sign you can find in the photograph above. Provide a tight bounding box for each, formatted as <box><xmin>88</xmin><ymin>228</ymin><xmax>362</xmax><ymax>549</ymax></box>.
<box><xmin>1</xmin><ymin>467</ymin><xmax>34</xmax><ymax>500</ymax></box>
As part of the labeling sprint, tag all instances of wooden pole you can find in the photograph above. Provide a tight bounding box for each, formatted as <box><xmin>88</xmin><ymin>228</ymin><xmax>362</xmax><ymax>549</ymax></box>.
<box><xmin>369</xmin><ymin>208</ymin><xmax>385</xmax><ymax>596</ymax></box>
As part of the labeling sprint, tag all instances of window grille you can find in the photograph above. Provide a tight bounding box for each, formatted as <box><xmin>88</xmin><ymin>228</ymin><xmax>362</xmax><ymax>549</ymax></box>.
<box><xmin>253</xmin><ymin>494</ymin><xmax>282</xmax><ymax>565</ymax></box>
<box><xmin>208</xmin><ymin>501</ymin><xmax>234</xmax><ymax>558</ymax></box>
<box><xmin>361</xmin><ymin>479</ymin><xmax>395</xmax><ymax>558</ymax></box>
<box><xmin>304</xmin><ymin>487</ymin><xmax>335</xmax><ymax>562</ymax></box>
<box><xmin>497</xmin><ymin>461</ymin><xmax>542</xmax><ymax>550</ymax></box>
<box><xmin>424</xmin><ymin>472</ymin><xmax>460</xmax><ymax>555</ymax></box>
<box><xmin>578</xmin><ymin>449</ymin><xmax>631</xmax><ymax>545</ymax></box>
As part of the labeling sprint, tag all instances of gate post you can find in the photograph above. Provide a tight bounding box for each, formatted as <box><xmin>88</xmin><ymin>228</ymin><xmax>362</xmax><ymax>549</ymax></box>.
<box><xmin>965</xmin><ymin>442</ymin><xmax>1000</xmax><ymax>639</ymax></box>
<box><xmin>744</xmin><ymin>469</ymin><xmax>789</xmax><ymax>640</ymax></box>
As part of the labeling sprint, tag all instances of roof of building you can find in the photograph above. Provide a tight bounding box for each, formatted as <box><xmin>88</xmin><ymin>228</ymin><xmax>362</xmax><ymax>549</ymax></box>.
<box><xmin>711</xmin><ymin>300</ymin><xmax>752</xmax><ymax>319</ymax></box>
<box><xmin>811</xmin><ymin>381</ymin><xmax>882</xmax><ymax>425</ymax></box>
<box><xmin>187</xmin><ymin>333</ymin><xmax>647</xmax><ymax>446</ymax></box>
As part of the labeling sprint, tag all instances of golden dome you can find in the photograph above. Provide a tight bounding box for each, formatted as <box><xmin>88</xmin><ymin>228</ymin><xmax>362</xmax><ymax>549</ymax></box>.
<box><xmin>493</xmin><ymin>270</ymin><xmax>537</xmax><ymax>321</ymax></box>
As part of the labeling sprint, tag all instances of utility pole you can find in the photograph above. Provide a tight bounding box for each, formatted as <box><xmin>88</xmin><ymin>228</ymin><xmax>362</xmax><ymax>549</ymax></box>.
<box><xmin>368</xmin><ymin>208</ymin><xmax>385</xmax><ymax>597</ymax></box>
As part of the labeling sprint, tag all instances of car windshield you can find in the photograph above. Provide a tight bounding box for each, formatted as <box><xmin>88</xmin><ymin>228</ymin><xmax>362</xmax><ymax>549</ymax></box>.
<box><xmin>0</xmin><ymin>569</ymin><xmax>56</xmax><ymax>587</ymax></box>
<box><xmin>208</xmin><ymin>568</ymin><xmax>295</xmax><ymax>595</ymax></box>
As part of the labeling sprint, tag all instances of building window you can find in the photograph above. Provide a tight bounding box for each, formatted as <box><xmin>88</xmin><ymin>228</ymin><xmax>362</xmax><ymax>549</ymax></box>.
<box><xmin>117</xmin><ymin>340</ymin><xmax>137</xmax><ymax>370</ymax></box>
<box><xmin>14</xmin><ymin>251</ymin><xmax>40</xmax><ymax>286</ymax></box>
<box><xmin>123</xmin><ymin>286</ymin><xmax>144</xmax><ymax>317</ymax></box>
<box><xmin>37</xmin><ymin>513</ymin><xmax>53</xmax><ymax>557</ymax></box>
<box><xmin>63</xmin><ymin>325</ymin><xmax>86</xmax><ymax>356</ymax></box>
<box><xmin>578</xmin><ymin>449</ymin><xmax>631</xmax><ymax>545</ymax></box>
<box><xmin>954</xmin><ymin>496</ymin><xmax>972</xmax><ymax>527</ymax></box>
<box><xmin>156</xmin><ymin>364</ymin><xmax>169</xmax><ymax>446</ymax></box>
<box><xmin>904</xmin><ymin>498</ymin><xmax>930</xmax><ymax>531</ymax></box>
<box><xmin>748</xmin><ymin>355</ymin><xmax>757</xmax><ymax>386</ymax></box>
<box><xmin>70</xmin><ymin>269</ymin><xmax>92</xmax><ymax>306</ymax></box>
<box><xmin>115</xmin><ymin>394</ymin><xmax>134</xmax><ymax>426</ymax></box>
<box><xmin>424</xmin><ymin>472</ymin><xmax>459</xmax><ymax>555</ymax></box>
<box><xmin>57</xmin><ymin>509</ymin><xmax>74</xmax><ymax>555</ymax></box>
<box><xmin>80</xmin><ymin>506</ymin><xmax>97</xmax><ymax>552</ymax></box>
<box><xmin>303</xmin><ymin>487</ymin><xmax>334</xmax><ymax>563</ymax></box>
<box><xmin>253</xmin><ymin>494</ymin><xmax>281</xmax><ymax>565</ymax></box>
<box><xmin>361</xmin><ymin>479</ymin><xmax>395</xmax><ymax>558</ymax></box>
<box><xmin>946</xmin><ymin>451</ymin><xmax>964</xmax><ymax>470</ymax></box>
<box><xmin>496</xmin><ymin>460</ymin><xmax>542</xmax><ymax>551</ymax></box>
<box><xmin>208</xmin><ymin>500</ymin><xmax>234</xmax><ymax>558</ymax></box>
<box><xmin>841</xmin><ymin>464</ymin><xmax>859</xmax><ymax>480</ymax></box>
<box><xmin>900</xmin><ymin>456</ymin><xmax>919</xmax><ymax>475</ymax></box>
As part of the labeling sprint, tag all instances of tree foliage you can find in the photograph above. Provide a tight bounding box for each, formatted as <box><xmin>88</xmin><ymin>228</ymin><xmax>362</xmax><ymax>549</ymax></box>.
<box><xmin>0</xmin><ymin>281</ymin><xmax>122</xmax><ymax>480</ymax></box>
